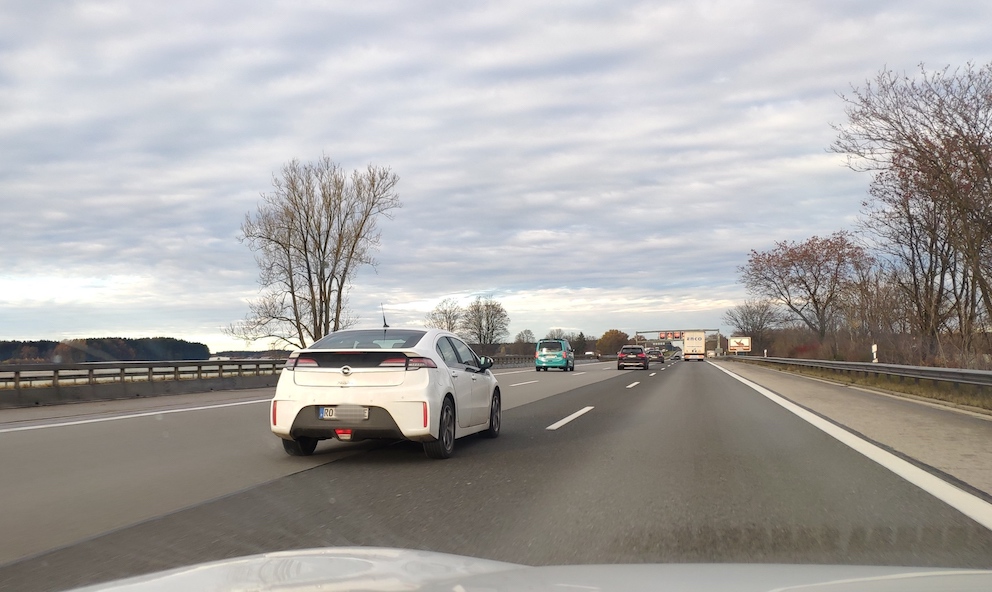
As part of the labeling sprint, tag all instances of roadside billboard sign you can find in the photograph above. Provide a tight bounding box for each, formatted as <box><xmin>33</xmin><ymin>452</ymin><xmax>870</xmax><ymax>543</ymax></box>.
<box><xmin>728</xmin><ymin>336</ymin><xmax>752</xmax><ymax>353</ymax></box>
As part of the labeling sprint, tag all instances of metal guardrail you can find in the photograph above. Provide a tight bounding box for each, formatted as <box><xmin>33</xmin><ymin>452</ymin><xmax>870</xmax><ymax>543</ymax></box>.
<box><xmin>0</xmin><ymin>359</ymin><xmax>283</xmax><ymax>390</ymax></box>
<box><xmin>0</xmin><ymin>353</ymin><xmax>597</xmax><ymax>392</ymax></box>
<box><xmin>730</xmin><ymin>356</ymin><xmax>992</xmax><ymax>388</ymax></box>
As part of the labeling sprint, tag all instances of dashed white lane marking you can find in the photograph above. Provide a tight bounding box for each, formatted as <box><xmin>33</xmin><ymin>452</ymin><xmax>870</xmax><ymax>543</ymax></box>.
<box><xmin>509</xmin><ymin>380</ymin><xmax>539</xmax><ymax>387</ymax></box>
<box><xmin>546</xmin><ymin>406</ymin><xmax>595</xmax><ymax>430</ymax></box>
<box><xmin>626</xmin><ymin>382</ymin><xmax>640</xmax><ymax>389</ymax></box>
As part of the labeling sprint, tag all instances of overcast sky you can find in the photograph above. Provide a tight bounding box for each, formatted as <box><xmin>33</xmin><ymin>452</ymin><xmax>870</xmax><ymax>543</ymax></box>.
<box><xmin>2</xmin><ymin>1</ymin><xmax>990</xmax><ymax>353</ymax></box>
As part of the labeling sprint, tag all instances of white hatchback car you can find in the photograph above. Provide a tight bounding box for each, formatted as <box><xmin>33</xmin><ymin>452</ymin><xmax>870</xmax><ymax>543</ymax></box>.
<box><xmin>271</xmin><ymin>328</ymin><xmax>501</xmax><ymax>459</ymax></box>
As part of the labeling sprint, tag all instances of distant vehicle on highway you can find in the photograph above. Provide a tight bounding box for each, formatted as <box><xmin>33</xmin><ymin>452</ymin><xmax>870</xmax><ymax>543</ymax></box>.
<box><xmin>270</xmin><ymin>328</ymin><xmax>500</xmax><ymax>459</ymax></box>
<box><xmin>671</xmin><ymin>351</ymin><xmax>682</xmax><ymax>360</ymax></box>
<box><xmin>617</xmin><ymin>345</ymin><xmax>649</xmax><ymax>370</ymax></box>
<box><xmin>646</xmin><ymin>349</ymin><xmax>665</xmax><ymax>364</ymax></box>
<box><xmin>683</xmin><ymin>331</ymin><xmax>706</xmax><ymax>361</ymax></box>
<box><xmin>535</xmin><ymin>338</ymin><xmax>575</xmax><ymax>371</ymax></box>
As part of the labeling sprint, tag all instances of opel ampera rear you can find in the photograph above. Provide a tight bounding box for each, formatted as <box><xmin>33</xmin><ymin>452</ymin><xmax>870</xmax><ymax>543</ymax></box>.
<box><xmin>270</xmin><ymin>328</ymin><xmax>501</xmax><ymax>459</ymax></box>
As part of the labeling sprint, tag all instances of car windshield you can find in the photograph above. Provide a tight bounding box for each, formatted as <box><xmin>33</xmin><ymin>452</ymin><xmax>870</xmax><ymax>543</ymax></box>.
<box><xmin>6</xmin><ymin>3</ymin><xmax>992</xmax><ymax>591</ymax></box>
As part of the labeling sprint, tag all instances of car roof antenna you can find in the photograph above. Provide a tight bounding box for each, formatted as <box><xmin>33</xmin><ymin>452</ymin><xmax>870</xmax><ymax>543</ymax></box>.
<box><xmin>381</xmin><ymin>303</ymin><xmax>389</xmax><ymax>329</ymax></box>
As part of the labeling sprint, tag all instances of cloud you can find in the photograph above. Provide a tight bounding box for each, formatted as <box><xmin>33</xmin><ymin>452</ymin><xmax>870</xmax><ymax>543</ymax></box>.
<box><xmin>2</xmin><ymin>0</ymin><xmax>992</xmax><ymax>351</ymax></box>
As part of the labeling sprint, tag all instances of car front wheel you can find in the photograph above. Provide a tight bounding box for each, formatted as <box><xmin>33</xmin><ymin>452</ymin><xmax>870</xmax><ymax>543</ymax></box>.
<box><xmin>424</xmin><ymin>398</ymin><xmax>456</xmax><ymax>459</ymax></box>
<box><xmin>282</xmin><ymin>436</ymin><xmax>317</xmax><ymax>456</ymax></box>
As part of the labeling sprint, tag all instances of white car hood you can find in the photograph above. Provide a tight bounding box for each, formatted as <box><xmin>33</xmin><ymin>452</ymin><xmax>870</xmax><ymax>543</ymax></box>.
<box><xmin>68</xmin><ymin>547</ymin><xmax>992</xmax><ymax>592</ymax></box>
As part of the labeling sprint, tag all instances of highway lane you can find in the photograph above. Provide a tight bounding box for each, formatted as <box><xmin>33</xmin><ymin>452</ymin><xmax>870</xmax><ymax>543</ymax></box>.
<box><xmin>4</xmin><ymin>360</ymin><xmax>992</xmax><ymax>591</ymax></box>
<box><xmin>0</xmin><ymin>361</ymin><xmax>621</xmax><ymax>566</ymax></box>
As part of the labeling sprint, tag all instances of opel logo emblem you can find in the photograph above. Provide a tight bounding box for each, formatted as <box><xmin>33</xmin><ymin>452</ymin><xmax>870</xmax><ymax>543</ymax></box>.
<box><xmin>341</xmin><ymin>366</ymin><xmax>353</xmax><ymax>376</ymax></box>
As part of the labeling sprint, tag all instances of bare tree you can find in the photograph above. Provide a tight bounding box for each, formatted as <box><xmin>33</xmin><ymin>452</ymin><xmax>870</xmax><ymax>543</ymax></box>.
<box><xmin>722</xmin><ymin>299</ymin><xmax>783</xmax><ymax>354</ymax></box>
<box><xmin>229</xmin><ymin>156</ymin><xmax>400</xmax><ymax>349</ymax></box>
<box><xmin>424</xmin><ymin>297</ymin><xmax>463</xmax><ymax>332</ymax></box>
<box><xmin>504</xmin><ymin>329</ymin><xmax>536</xmax><ymax>355</ymax></box>
<box><xmin>833</xmin><ymin>63</ymin><xmax>992</xmax><ymax>363</ymax></box>
<box><xmin>545</xmin><ymin>328</ymin><xmax>567</xmax><ymax>339</ymax></box>
<box><xmin>739</xmin><ymin>232</ymin><xmax>868</xmax><ymax>343</ymax></box>
<box><xmin>460</xmin><ymin>295</ymin><xmax>510</xmax><ymax>349</ymax></box>
<box><xmin>514</xmin><ymin>329</ymin><xmax>535</xmax><ymax>343</ymax></box>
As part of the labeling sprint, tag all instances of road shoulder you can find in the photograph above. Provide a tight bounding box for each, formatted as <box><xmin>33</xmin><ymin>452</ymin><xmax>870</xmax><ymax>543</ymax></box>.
<box><xmin>713</xmin><ymin>360</ymin><xmax>992</xmax><ymax>497</ymax></box>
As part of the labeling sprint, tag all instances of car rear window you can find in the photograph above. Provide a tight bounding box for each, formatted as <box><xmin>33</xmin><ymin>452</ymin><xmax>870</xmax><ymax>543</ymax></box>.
<box><xmin>310</xmin><ymin>329</ymin><xmax>426</xmax><ymax>350</ymax></box>
<box><xmin>538</xmin><ymin>341</ymin><xmax>563</xmax><ymax>351</ymax></box>
<box><xmin>621</xmin><ymin>346</ymin><xmax>643</xmax><ymax>353</ymax></box>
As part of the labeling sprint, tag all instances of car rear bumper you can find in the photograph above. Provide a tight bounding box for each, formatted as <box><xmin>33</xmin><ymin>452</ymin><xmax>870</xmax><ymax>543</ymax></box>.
<box><xmin>286</xmin><ymin>405</ymin><xmax>407</xmax><ymax>441</ymax></box>
<box><xmin>617</xmin><ymin>359</ymin><xmax>648</xmax><ymax>367</ymax></box>
<box><xmin>536</xmin><ymin>358</ymin><xmax>569</xmax><ymax>368</ymax></box>
<box><xmin>270</xmin><ymin>377</ymin><xmax>438</xmax><ymax>442</ymax></box>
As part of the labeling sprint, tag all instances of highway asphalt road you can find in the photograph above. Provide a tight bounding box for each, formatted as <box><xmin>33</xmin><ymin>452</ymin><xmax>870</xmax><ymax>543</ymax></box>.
<box><xmin>2</xmin><ymin>360</ymin><xmax>992</xmax><ymax>591</ymax></box>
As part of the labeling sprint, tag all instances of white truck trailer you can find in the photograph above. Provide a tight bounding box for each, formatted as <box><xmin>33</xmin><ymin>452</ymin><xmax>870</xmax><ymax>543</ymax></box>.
<box><xmin>683</xmin><ymin>330</ymin><xmax>706</xmax><ymax>361</ymax></box>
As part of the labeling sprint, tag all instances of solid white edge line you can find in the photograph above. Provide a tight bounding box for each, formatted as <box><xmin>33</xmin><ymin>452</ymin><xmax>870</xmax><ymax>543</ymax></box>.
<box><xmin>509</xmin><ymin>380</ymin><xmax>539</xmax><ymax>387</ymax></box>
<box><xmin>546</xmin><ymin>406</ymin><xmax>595</xmax><ymax>430</ymax></box>
<box><xmin>711</xmin><ymin>362</ymin><xmax>992</xmax><ymax>532</ymax></box>
<box><xmin>0</xmin><ymin>399</ymin><xmax>270</xmax><ymax>434</ymax></box>
<box><xmin>625</xmin><ymin>382</ymin><xmax>639</xmax><ymax>389</ymax></box>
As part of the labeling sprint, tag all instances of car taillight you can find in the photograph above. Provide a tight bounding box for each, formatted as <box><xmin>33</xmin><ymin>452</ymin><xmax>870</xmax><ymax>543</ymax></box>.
<box><xmin>284</xmin><ymin>353</ymin><xmax>317</xmax><ymax>370</ymax></box>
<box><xmin>637</xmin><ymin>353</ymin><xmax>646</xmax><ymax>358</ymax></box>
<box><xmin>379</xmin><ymin>358</ymin><xmax>409</xmax><ymax>367</ymax></box>
<box><xmin>406</xmin><ymin>357</ymin><xmax>437</xmax><ymax>370</ymax></box>
<box><xmin>535</xmin><ymin>352</ymin><xmax>540</xmax><ymax>358</ymax></box>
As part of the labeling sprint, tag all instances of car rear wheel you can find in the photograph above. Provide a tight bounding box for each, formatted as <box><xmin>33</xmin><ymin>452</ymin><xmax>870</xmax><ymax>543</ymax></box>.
<box><xmin>282</xmin><ymin>436</ymin><xmax>317</xmax><ymax>456</ymax></box>
<box><xmin>482</xmin><ymin>390</ymin><xmax>500</xmax><ymax>438</ymax></box>
<box><xmin>424</xmin><ymin>397</ymin><xmax>455</xmax><ymax>459</ymax></box>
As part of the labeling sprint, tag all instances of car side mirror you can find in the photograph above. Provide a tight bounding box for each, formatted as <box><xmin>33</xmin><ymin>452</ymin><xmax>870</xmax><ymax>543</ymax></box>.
<box><xmin>478</xmin><ymin>356</ymin><xmax>494</xmax><ymax>371</ymax></box>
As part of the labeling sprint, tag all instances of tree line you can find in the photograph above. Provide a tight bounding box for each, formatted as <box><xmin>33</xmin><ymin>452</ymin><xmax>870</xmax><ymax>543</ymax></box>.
<box><xmin>0</xmin><ymin>338</ymin><xmax>210</xmax><ymax>364</ymax></box>
<box><xmin>424</xmin><ymin>297</ymin><xmax>608</xmax><ymax>355</ymax></box>
<box><xmin>730</xmin><ymin>63</ymin><xmax>992</xmax><ymax>368</ymax></box>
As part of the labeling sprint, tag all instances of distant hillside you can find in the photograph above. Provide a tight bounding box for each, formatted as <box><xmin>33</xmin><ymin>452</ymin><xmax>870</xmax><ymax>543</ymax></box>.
<box><xmin>0</xmin><ymin>337</ymin><xmax>210</xmax><ymax>364</ymax></box>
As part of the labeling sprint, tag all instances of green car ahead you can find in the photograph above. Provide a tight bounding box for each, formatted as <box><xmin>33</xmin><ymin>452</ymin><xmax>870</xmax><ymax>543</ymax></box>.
<box><xmin>535</xmin><ymin>338</ymin><xmax>575</xmax><ymax>371</ymax></box>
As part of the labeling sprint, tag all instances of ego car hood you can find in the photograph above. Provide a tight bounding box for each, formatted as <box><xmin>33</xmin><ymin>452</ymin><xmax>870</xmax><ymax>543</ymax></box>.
<box><xmin>67</xmin><ymin>547</ymin><xmax>992</xmax><ymax>592</ymax></box>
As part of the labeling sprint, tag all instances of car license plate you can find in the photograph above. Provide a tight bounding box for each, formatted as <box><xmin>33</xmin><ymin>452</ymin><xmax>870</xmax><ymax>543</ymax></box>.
<box><xmin>318</xmin><ymin>406</ymin><xmax>370</xmax><ymax>420</ymax></box>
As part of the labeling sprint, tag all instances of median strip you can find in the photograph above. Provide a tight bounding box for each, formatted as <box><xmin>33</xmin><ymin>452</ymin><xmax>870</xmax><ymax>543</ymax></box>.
<box><xmin>546</xmin><ymin>406</ymin><xmax>595</xmax><ymax>430</ymax></box>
